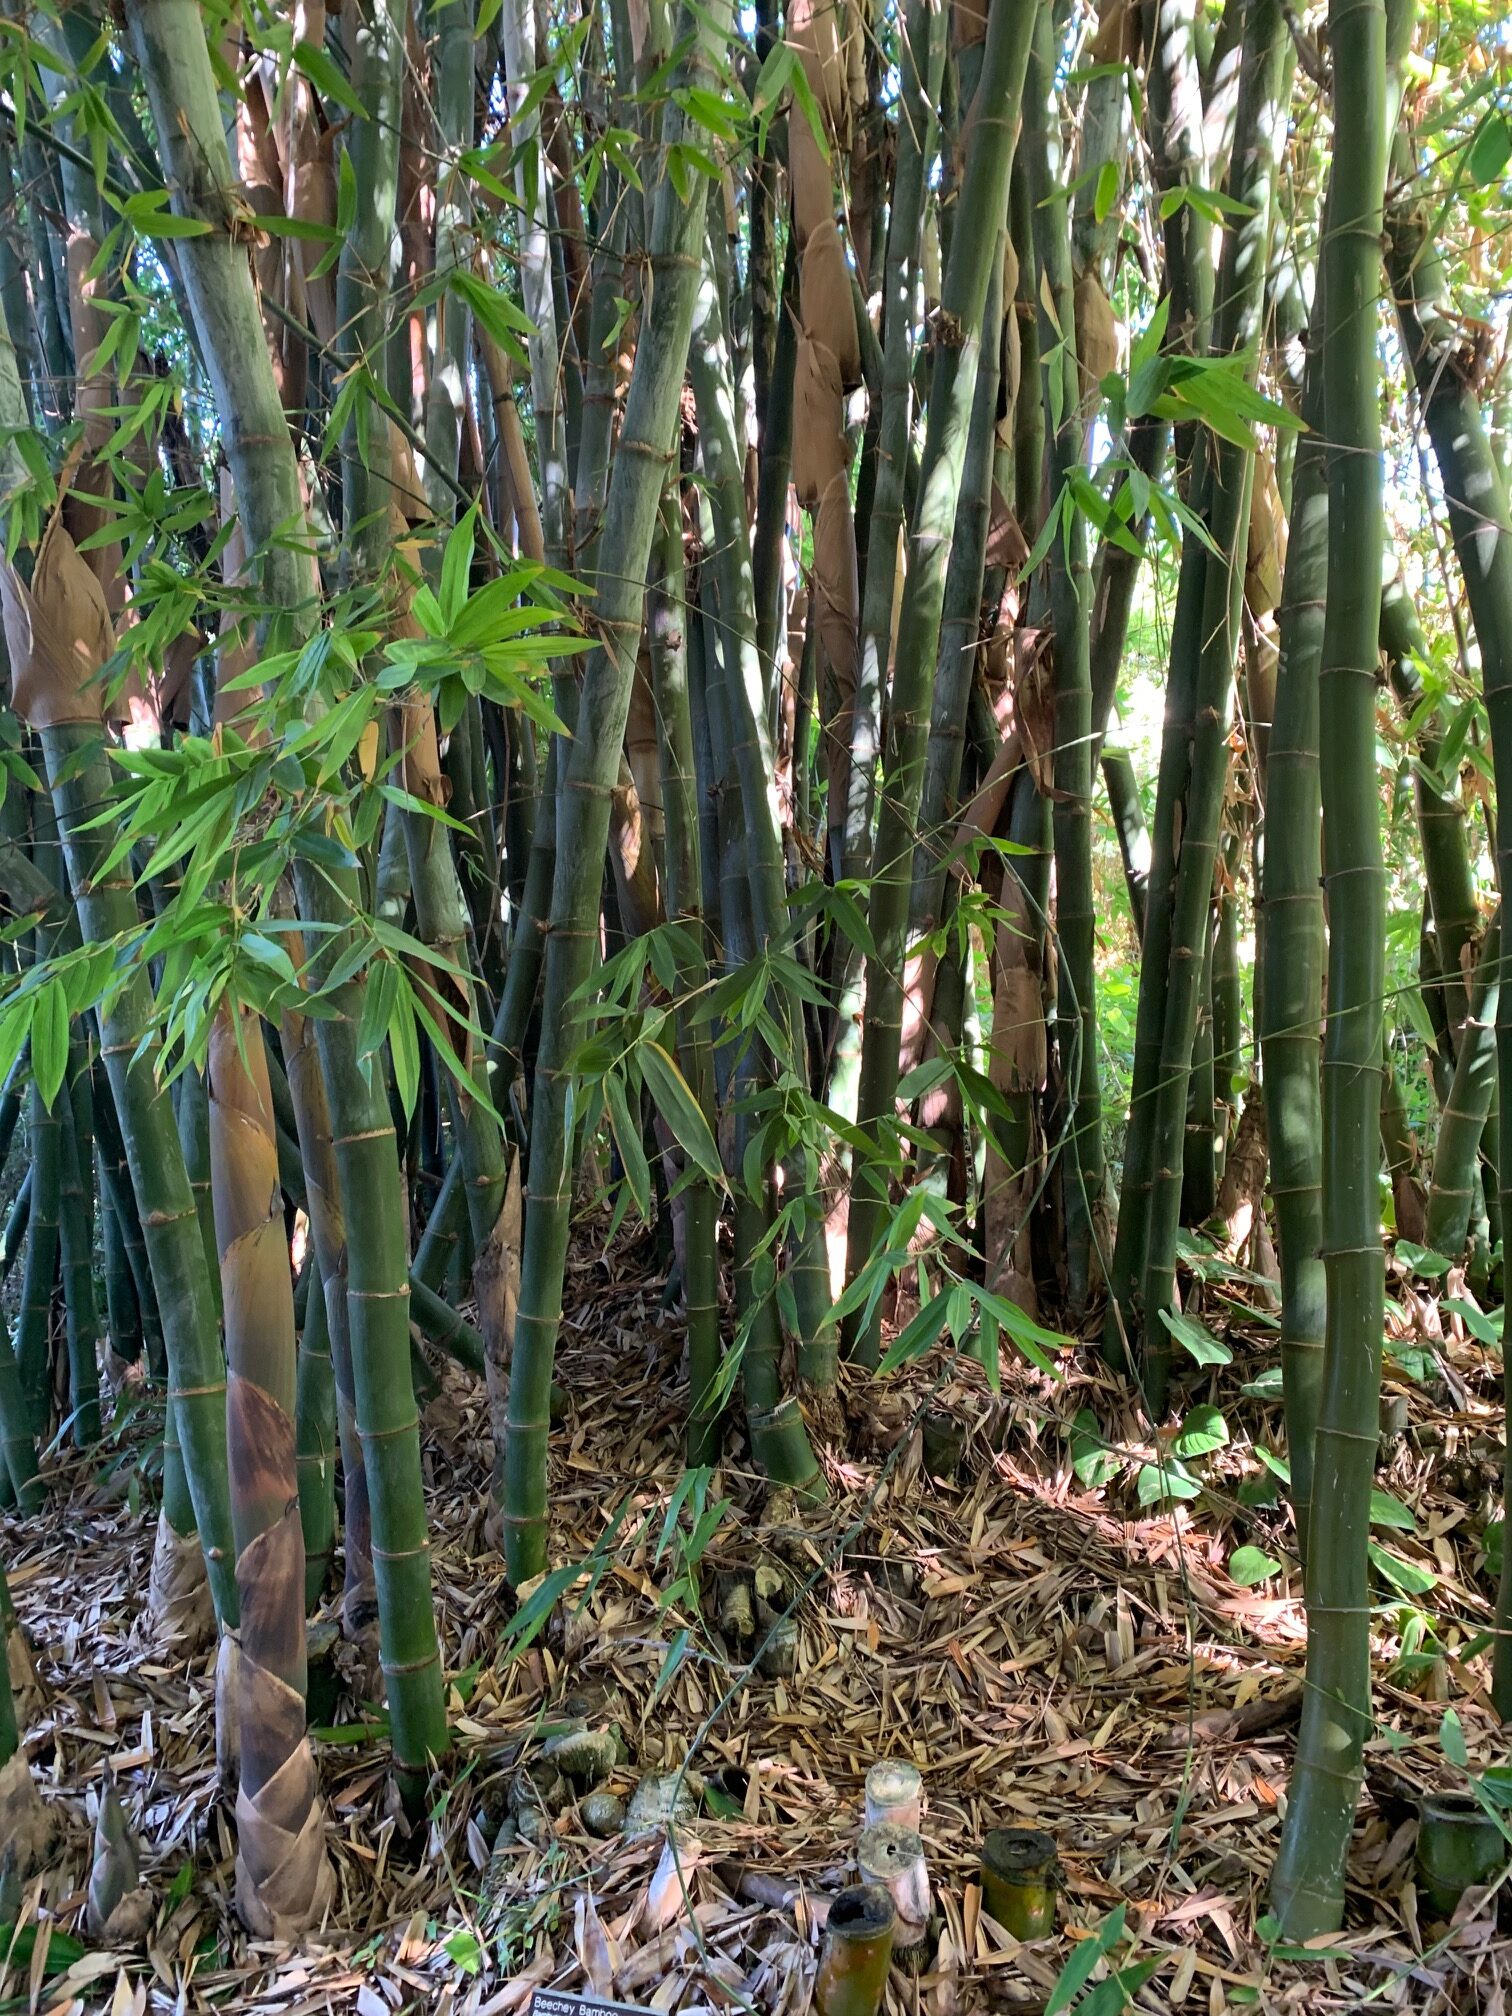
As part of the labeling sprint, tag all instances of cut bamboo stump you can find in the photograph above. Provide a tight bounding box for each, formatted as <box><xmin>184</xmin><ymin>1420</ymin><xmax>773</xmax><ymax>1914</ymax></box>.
<box><xmin>856</xmin><ymin>1820</ymin><xmax>930</xmax><ymax>1956</ymax></box>
<box><xmin>1416</xmin><ymin>1792</ymin><xmax>1507</xmax><ymax>1917</ymax></box>
<box><xmin>980</xmin><ymin>1827</ymin><xmax>1060</xmax><ymax>1938</ymax></box>
<box><xmin>816</xmin><ymin>1884</ymin><xmax>896</xmax><ymax>2016</ymax></box>
<box><xmin>864</xmin><ymin>1759</ymin><xmax>923</xmax><ymax>1834</ymax></box>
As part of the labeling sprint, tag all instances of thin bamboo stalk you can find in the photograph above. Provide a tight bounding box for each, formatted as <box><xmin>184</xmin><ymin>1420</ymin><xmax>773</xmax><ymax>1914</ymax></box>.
<box><xmin>1426</xmin><ymin>920</ymin><xmax>1501</xmax><ymax>1256</ymax></box>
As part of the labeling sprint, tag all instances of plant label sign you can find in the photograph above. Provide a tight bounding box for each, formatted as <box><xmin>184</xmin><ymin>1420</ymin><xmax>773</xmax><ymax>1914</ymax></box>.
<box><xmin>531</xmin><ymin>1993</ymin><xmax>645</xmax><ymax>2016</ymax></box>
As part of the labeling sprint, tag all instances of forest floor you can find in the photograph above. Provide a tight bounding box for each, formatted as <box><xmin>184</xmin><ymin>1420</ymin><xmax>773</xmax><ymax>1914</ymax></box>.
<box><xmin>5</xmin><ymin>1226</ymin><xmax>1512</xmax><ymax>2015</ymax></box>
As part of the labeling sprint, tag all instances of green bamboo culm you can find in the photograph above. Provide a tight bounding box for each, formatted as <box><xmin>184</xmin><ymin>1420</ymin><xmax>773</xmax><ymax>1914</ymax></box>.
<box><xmin>649</xmin><ymin>492</ymin><xmax>723</xmax><ymax>1465</ymax></box>
<box><xmin>1269</xmin><ymin>0</ymin><xmax>1391</xmax><ymax>1933</ymax></box>
<box><xmin>1387</xmin><ymin>107</ymin><xmax>1512</xmax><ymax>1716</ymax></box>
<box><xmin>502</xmin><ymin>0</ymin><xmax>729</xmax><ymax>1585</ymax></box>
<box><xmin>295</xmin><ymin>1259</ymin><xmax>337</xmax><ymax>1609</ymax></box>
<box><xmin>1260</xmin><ymin>308</ymin><xmax>1327</xmax><ymax>1564</ymax></box>
<box><xmin>0</xmin><ymin>1561</ymin><xmax>18</xmax><ymax>1766</ymax></box>
<box><xmin>22</xmin><ymin>716</ymin><xmax>235</xmax><ymax>1627</ymax></box>
<box><xmin>1425</xmin><ymin>911</ymin><xmax>1499</xmax><ymax>1255</ymax></box>
<box><xmin>176</xmin><ymin>1067</ymin><xmax>222</xmax><ymax>1323</ymax></box>
<box><xmin>1135</xmin><ymin>0</ymin><xmax>1291</xmax><ymax>1408</ymax></box>
<box><xmin>99</xmin><ymin>1183</ymin><xmax>139</xmax><ymax>1369</ymax></box>
<box><xmin>839</xmin><ymin>0</ymin><xmax>947</xmax><ymax>904</ymax></box>
<box><xmin>686</xmin><ymin>228</ymin><xmax>825</xmax><ymax>1486</ymax></box>
<box><xmin>0</xmin><ymin>1305</ymin><xmax>40</xmax><ymax>1509</ymax></box>
<box><xmin>1101</xmin><ymin>0</ymin><xmax>1216</xmax><ymax>1368</ymax></box>
<box><xmin>843</xmin><ymin>0</ymin><xmax>1039</xmax><ymax>1362</ymax></box>
<box><xmin>124</xmin><ymin>0</ymin><xmax>447</xmax><ymax>1782</ymax></box>
<box><xmin>15</xmin><ymin>1075</ymin><xmax>58</xmax><ymax>1437</ymax></box>
<box><xmin>1025</xmin><ymin>0</ymin><xmax>1105</xmax><ymax>1315</ymax></box>
<box><xmin>1381</xmin><ymin>580</ymin><xmax>1480</xmax><ymax>1055</ymax></box>
<box><xmin>57</xmin><ymin>1056</ymin><xmax>100</xmax><ymax>1446</ymax></box>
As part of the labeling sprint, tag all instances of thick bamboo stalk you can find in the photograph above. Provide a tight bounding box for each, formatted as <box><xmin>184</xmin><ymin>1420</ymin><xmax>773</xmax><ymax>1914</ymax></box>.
<box><xmin>1135</xmin><ymin>0</ymin><xmax>1290</xmax><ymax>1407</ymax></box>
<box><xmin>295</xmin><ymin>1265</ymin><xmax>336</xmax><ymax>1610</ymax></box>
<box><xmin>125</xmin><ymin>0</ymin><xmax>446</xmax><ymax>1781</ymax></box>
<box><xmin>687</xmin><ymin>227</ymin><xmax>827</xmax><ymax>1474</ymax></box>
<box><xmin>1260</xmin><ymin>291</ymin><xmax>1327</xmax><ymax>1562</ymax></box>
<box><xmin>1270</xmin><ymin>0</ymin><xmax>1390</xmax><ymax>1929</ymax></box>
<box><xmin>842</xmin><ymin>0</ymin><xmax>947</xmax><ymax>894</ymax></box>
<box><xmin>16</xmin><ymin>1076</ymin><xmax>58</xmax><ymax>1437</ymax></box>
<box><xmin>1381</xmin><ymin>579</ymin><xmax>1479</xmax><ymax>1050</ymax></box>
<box><xmin>843</xmin><ymin>0</ymin><xmax>1036</xmax><ymax>1359</ymax></box>
<box><xmin>502</xmin><ymin>0</ymin><xmax>728</xmax><ymax>1583</ymax></box>
<box><xmin>1102</xmin><ymin>0</ymin><xmax>1217</xmax><ymax>1360</ymax></box>
<box><xmin>94</xmin><ymin>1067</ymin><xmax>164</xmax><ymax>1376</ymax></box>
<box><xmin>1026</xmin><ymin>0</ymin><xmax>1107</xmax><ymax>1313</ymax></box>
<box><xmin>499</xmin><ymin>0</ymin><xmax>570</xmax><ymax>572</ymax></box>
<box><xmin>904</xmin><ymin>241</ymin><xmax>1006</xmax><ymax>1068</ymax></box>
<box><xmin>650</xmin><ymin>493</ymin><xmax>722</xmax><ymax>1462</ymax></box>
<box><xmin>100</xmin><ymin>1183</ymin><xmax>139</xmax><ymax>1368</ymax></box>
<box><xmin>282</xmin><ymin>990</ymin><xmax>375</xmax><ymax>1639</ymax></box>
<box><xmin>0</xmin><ymin>1307</ymin><xmax>40</xmax><ymax>1509</ymax></box>
<box><xmin>1386</xmin><ymin>97</ymin><xmax>1512</xmax><ymax>1715</ymax></box>
<box><xmin>175</xmin><ymin>1068</ymin><xmax>222</xmax><ymax>1323</ymax></box>
<box><xmin>56</xmin><ymin>1056</ymin><xmax>99</xmax><ymax>1444</ymax></box>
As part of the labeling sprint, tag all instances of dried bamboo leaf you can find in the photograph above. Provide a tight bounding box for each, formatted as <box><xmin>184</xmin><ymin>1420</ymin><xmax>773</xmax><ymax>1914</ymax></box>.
<box><xmin>0</xmin><ymin>1752</ymin><xmax>55</xmax><ymax>1878</ymax></box>
<box><xmin>1246</xmin><ymin>452</ymin><xmax>1286</xmax><ymax>615</ymax></box>
<box><xmin>0</xmin><ymin>506</ymin><xmax>115</xmax><ymax>730</ymax></box>
<box><xmin>1073</xmin><ymin>268</ymin><xmax>1119</xmax><ymax>392</ymax></box>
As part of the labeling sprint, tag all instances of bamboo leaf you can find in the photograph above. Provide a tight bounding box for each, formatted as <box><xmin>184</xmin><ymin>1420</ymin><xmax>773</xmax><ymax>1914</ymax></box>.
<box><xmin>1093</xmin><ymin>157</ymin><xmax>1119</xmax><ymax>224</ymax></box>
<box><xmin>1443</xmin><ymin>1297</ymin><xmax>1503</xmax><ymax>1347</ymax></box>
<box><xmin>31</xmin><ymin>976</ymin><xmax>67</xmax><ymax>1111</ymax></box>
<box><xmin>1369</xmin><ymin>1488</ymin><xmax>1416</xmax><ymax>1531</ymax></box>
<box><xmin>1369</xmin><ymin>1542</ymin><xmax>1435</xmax><ymax>1597</ymax></box>
<box><xmin>1046</xmin><ymin>1906</ymin><xmax>1126</xmax><ymax>2016</ymax></box>
<box><xmin>605</xmin><ymin>1070</ymin><xmax>651</xmax><ymax>1216</ymax></box>
<box><xmin>1468</xmin><ymin>114</ymin><xmax>1512</xmax><ymax>189</ymax></box>
<box><xmin>1440</xmin><ymin>1706</ymin><xmax>1469</xmax><ymax>1768</ymax></box>
<box><xmin>638</xmin><ymin>1041</ymin><xmax>723</xmax><ymax>1185</ymax></box>
<box><xmin>387</xmin><ymin>966</ymin><xmax>420</xmax><ymax>1119</ymax></box>
<box><xmin>293</xmin><ymin>36</ymin><xmax>365</xmax><ymax>118</ymax></box>
<box><xmin>1158</xmin><ymin>1306</ymin><xmax>1232</xmax><ymax>1365</ymax></box>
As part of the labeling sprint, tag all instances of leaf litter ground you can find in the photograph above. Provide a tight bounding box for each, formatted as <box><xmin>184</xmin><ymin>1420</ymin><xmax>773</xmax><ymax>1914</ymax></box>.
<box><xmin>5</xmin><ymin>1232</ymin><xmax>1512</xmax><ymax>2014</ymax></box>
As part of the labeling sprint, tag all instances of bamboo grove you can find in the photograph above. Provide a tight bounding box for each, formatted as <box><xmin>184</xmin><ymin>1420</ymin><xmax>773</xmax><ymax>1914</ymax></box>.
<box><xmin>0</xmin><ymin>0</ymin><xmax>1508</xmax><ymax>1955</ymax></box>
